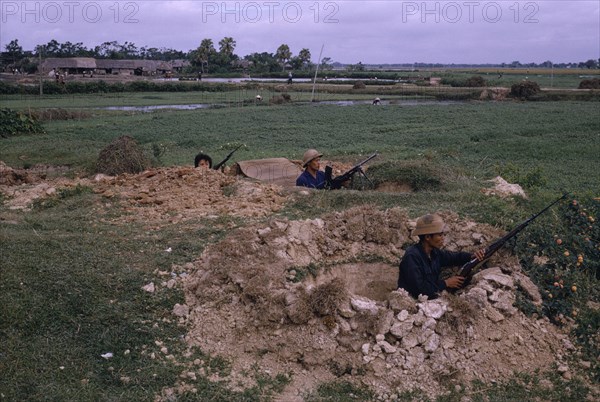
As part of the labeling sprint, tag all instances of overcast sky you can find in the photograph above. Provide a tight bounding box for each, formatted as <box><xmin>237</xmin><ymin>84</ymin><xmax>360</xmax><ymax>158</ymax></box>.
<box><xmin>1</xmin><ymin>0</ymin><xmax>599</xmax><ymax>64</ymax></box>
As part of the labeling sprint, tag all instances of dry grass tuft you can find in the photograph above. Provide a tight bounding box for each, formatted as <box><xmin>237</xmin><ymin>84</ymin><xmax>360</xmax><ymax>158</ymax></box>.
<box><xmin>96</xmin><ymin>135</ymin><xmax>150</xmax><ymax>175</ymax></box>
<box><xmin>309</xmin><ymin>278</ymin><xmax>348</xmax><ymax>316</ymax></box>
<box><xmin>440</xmin><ymin>293</ymin><xmax>480</xmax><ymax>335</ymax></box>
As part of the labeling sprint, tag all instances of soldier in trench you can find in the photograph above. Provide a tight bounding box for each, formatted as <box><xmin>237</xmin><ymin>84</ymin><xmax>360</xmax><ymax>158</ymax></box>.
<box><xmin>194</xmin><ymin>152</ymin><xmax>213</xmax><ymax>169</ymax></box>
<box><xmin>398</xmin><ymin>214</ymin><xmax>485</xmax><ymax>299</ymax></box>
<box><xmin>296</xmin><ymin>149</ymin><xmax>327</xmax><ymax>189</ymax></box>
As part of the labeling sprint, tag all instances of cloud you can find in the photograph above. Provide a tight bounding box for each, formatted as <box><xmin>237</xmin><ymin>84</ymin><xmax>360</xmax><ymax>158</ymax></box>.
<box><xmin>1</xmin><ymin>0</ymin><xmax>598</xmax><ymax>63</ymax></box>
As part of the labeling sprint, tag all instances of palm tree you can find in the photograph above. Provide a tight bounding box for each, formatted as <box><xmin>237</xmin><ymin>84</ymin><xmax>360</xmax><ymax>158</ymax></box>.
<box><xmin>196</xmin><ymin>39</ymin><xmax>215</xmax><ymax>73</ymax></box>
<box><xmin>298</xmin><ymin>48</ymin><xmax>311</xmax><ymax>69</ymax></box>
<box><xmin>275</xmin><ymin>44</ymin><xmax>291</xmax><ymax>71</ymax></box>
<box><xmin>218</xmin><ymin>37</ymin><xmax>236</xmax><ymax>56</ymax></box>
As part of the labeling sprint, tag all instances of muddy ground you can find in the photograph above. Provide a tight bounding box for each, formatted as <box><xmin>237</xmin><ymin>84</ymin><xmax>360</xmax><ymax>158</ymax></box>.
<box><xmin>0</xmin><ymin>161</ymin><xmax>596</xmax><ymax>401</ymax></box>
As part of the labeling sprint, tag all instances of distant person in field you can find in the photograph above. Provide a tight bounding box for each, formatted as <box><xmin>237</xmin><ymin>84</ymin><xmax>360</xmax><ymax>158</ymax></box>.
<box><xmin>398</xmin><ymin>214</ymin><xmax>485</xmax><ymax>299</ymax></box>
<box><xmin>372</xmin><ymin>97</ymin><xmax>381</xmax><ymax>105</ymax></box>
<box><xmin>287</xmin><ymin>72</ymin><xmax>293</xmax><ymax>84</ymax></box>
<box><xmin>296</xmin><ymin>149</ymin><xmax>327</xmax><ymax>189</ymax></box>
<box><xmin>194</xmin><ymin>152</ymin><xmax>212</xmax><ymax>169</ymax></box>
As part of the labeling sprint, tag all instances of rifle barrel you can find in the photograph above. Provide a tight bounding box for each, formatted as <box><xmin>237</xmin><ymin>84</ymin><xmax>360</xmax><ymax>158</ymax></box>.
<box><xmin>458</xmin><ymin>192</ymin><xmax>569</xmax><ymax>278</ymax></box>
<box><xmin>213</xmin><ymin>145</ymin><xmax>242</xmax><ymax>170</ymax></box>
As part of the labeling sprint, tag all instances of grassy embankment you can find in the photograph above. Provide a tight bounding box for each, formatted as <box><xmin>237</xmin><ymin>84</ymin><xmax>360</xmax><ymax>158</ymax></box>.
<box><xmin>1</xmin><ymin>98</ymin><xmax>599</xmax><ymax>400</ymax></box>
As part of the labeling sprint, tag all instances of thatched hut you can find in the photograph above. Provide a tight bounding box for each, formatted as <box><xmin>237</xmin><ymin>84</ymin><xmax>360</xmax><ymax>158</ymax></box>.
<box><xmin>95</xmin><ymin>59</ymin><xmax>164</xmax><ymax>76</ymax></box>
<box><xmin>39</xmin><ymin>57</ymin><xmax>96</xmax><ymax>74</ymax></box>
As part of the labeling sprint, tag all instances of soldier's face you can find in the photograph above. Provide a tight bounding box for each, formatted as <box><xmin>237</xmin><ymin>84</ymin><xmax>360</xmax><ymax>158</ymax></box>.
<box><xmin>198</xmin><ymin>159</ymin><xmax>210</xmax><ymax>169</ymax></box>
<box><xmin>308</xmin><ymin>157</ymin><xmax>321</xmax><ymax>171</ymax></box>
<box><xmin>427</xmin><ymin>233</ymin><xmax>445</xmax><ymax>249</ymax></box>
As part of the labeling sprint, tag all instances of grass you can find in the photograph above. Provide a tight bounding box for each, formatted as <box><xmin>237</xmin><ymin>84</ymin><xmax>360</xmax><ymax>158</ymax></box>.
<box><xmin>0</xmin><ymin>86</ymin><xmax>448</xmax><ymax>111</ymax></box>
<box><xmin>2</xmin><ymin>100</ymin><xmax>597</xmax><ymax>195</ymax></box>
<box><xmin>0</xmin><ymin>189</ymin><xmax>261</xmax><ymax>400</ymax></box>
<box><xmin>1</xmin><ymin>92</ymin><xmax>599</xmax><ymax>400</ymax></box>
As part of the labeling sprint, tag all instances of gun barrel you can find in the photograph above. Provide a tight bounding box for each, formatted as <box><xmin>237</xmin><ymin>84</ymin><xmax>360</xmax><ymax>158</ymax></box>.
<box><xmin>331</xmin><ymin>152</ymin><xmax>378</xmax><ymax>187</ymax></box>
<box><xmin>213</xmin><ymin>144</ymin><xmax>243</xmax><ymax>170</ymax></box>
<box><xmin>458</xmin><ymin>192</ymin><xmax>569</xmax><ymax>278</ymax></box>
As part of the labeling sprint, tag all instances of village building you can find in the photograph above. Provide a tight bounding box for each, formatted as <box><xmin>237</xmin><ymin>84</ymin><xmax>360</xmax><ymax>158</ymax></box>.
<box><xmin>38</xmin><ymin>57</ymin><xmax>176</xmax><ymax>76</ymax></box>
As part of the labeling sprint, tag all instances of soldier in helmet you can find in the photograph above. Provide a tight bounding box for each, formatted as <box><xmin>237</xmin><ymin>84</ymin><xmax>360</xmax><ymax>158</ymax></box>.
<box><xmin>398</xmin><ymin>214</ymin><xmax>485</xmax><ymax>299</ymax></box>
<box><xmin>296</xmin><ymin>149</ymin><xmax>327</xmax><ymax>189</ymax></box>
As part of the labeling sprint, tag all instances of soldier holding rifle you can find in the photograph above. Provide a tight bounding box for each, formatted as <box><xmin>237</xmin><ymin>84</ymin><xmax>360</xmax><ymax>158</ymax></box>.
<box><xmin>399</xmin><ymin>194</ymin><xmax>566</xmax><ymax>299</ymax></box>
<box><xmin>296</xmin><ymin>149</ymin><xmax>377</xmax><ymax>190</ymax></box>
<box><xmin>398</xmin><ymin>214</ymin><xmax>485</xmax><ymax>300</ymax></box>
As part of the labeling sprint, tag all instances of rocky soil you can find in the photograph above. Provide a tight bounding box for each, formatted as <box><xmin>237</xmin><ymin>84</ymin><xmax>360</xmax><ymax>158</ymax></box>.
<box><xmin>175</xmin><ymin>207</ymin><xmax>578</xmax><ymax>400</ymax></box>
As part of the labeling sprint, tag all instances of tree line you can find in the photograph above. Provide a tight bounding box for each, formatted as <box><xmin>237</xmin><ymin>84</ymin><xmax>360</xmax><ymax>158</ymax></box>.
<box><xmin>2</xmin><ymin>38</ymin><xmax>598</xmax><ymax>75</ymax></box>
<box><xmin>1</xmin><ymin>38</ymin><xmax>331</xmax><ymax>75</ymax></box>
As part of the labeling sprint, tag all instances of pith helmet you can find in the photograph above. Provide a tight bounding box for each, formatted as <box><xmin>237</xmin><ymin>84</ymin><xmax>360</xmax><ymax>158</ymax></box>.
<box><xmin>302</xmin><ymin>149</ymin><xmax>323</xmax><ymax>167</ymax></box>
<box><xmin>412</xmin><ymin>214</ymin><xmax>447</xmax><ymax>236</ymax></box>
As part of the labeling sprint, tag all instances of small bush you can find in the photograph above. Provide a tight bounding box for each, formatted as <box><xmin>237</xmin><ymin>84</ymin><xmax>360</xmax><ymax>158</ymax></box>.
<box><xmin>578</xmin><ymin>78</ymin><xmax>600</xmax><ymax>89</ymax></box>
<box><xmin>465</xmin><ymin>75</ymin><xmax>487</xmax><ymax>87</ymax></box>
<box><xmin>514</xmin><ymin>195</ymin><xmax>599</xmax><ymax>379</ymax></box>
<box><xmin>96</xmin><ymin>135</ymin><xmax>150</xmax><ymax>175</ymax></box>
<box><xmin>367</xmin><ymin>161</ymin><xmax>443</xmax><ymax>191</ymax></box>
<box><xmin>270</xmin><ymin>94</ymin><xmax>292</xmax><ymax>104</ymax></box>
<box><xmin>0</xmin><ymin>108</ymin><xmax>45</xmax><ymax>138</ymax></box>
<box><xmin>510</xmin><ymin>80</ymin><xmax>541</xmax><ymax>99</ymax></box>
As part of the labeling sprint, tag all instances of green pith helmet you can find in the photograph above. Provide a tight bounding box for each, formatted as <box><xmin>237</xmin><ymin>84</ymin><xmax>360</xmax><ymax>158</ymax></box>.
<box><xmin>302</xmin><ymin>149</ymin><xmax>323</xmax><ymax>167</ymax></box>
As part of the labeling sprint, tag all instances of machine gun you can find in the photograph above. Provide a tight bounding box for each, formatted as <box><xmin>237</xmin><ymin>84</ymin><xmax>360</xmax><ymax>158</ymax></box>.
<box><xmin>213</xmin><ymin>144</ymin><xmax>242</xmax><ymax>171</ymax></box>
<box><xmin>324</xmin><ymin>152</ymin><xmax>378</xmax><ymax>190</ymax></box>
<box><xmin>458</xmin><ymin>193</ymin><xmax>569</xmax><ymax>282</ymax></box>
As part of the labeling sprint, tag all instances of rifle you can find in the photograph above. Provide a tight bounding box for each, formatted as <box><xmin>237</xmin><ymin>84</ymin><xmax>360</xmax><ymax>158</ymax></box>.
<box><xmin>458</xmin><ymin>192</ymin><xmax>569</xmax><ymax>280</ymax></box>
<box><xmin>325</xmin><ymin>152</ymin><xmax>378</xmax><ymax>190</ymax></box>
<box><xmin>213</xmin><ymin>144</ymin><xmax>242</xmax><ymax>171</ymax></box>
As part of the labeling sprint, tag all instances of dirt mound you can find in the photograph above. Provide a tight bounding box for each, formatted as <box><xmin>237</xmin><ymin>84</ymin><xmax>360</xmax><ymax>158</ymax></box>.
<box><xmin>172</xmin><ymin>207</ymin><xmax>571</xmax><ymax>400</ymax></box>
<box><xmin>0</xmin><ymin>161</ymin><xmax>34</xmax><ymax>186</ymax></box>
<box><xmin>92</xmin><ymin>166</ymin><xmax>289</xmax><ymax>223</ymax></box>
<box><xmin>0</xmin><ymin>161</ymin><xmax>76</xmax><ymax>210</ymax></box>
<box><xmin>0</xmin><ymin>162</ymin><xmax>289</xmax><ymax>219</ymax></box>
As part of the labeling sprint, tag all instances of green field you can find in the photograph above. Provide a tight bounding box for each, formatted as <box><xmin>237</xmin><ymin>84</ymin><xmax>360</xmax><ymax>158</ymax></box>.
<box><xmin>1</xmin><ymin>95</ymin><xmax>599</xmax><ymax>400</ymax></box>
<box><xmin>1</xmin><ymin>100</ymin><xmax>598</xmax><ymax>193</ymax></box>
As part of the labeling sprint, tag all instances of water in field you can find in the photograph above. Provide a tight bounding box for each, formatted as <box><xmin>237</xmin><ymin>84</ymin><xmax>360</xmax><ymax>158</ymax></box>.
<box><xmin>312</xmin><ymin>100</ymin><xmax>463</xmax><ymax>106</ymax></box>
<box><xmin>102</xmin><ymin>104</ymin><xmax>219</xmax><ymax>111</ymax></box>
<box><xmin>156</xmin><ymin>77</ymin><xmax>396</xmax><ymax>84</ymax></box>
<box><xmin>101</xmin><ymin>99</ymin><xmax>463</xmax><ymax>112</ymax></box>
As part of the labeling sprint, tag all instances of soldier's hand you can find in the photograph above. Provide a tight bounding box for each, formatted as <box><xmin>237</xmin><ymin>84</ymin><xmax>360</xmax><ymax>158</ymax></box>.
<box><xmin>445</xmin><ymin>276</ymin><xmax>465</xmax><ymax>289</ymax></box>
<box><xmin>473</xmin><ymin>249</ymin><xmax>486</xmax><ymax>261</ymax></box>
